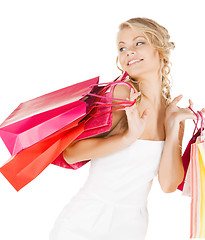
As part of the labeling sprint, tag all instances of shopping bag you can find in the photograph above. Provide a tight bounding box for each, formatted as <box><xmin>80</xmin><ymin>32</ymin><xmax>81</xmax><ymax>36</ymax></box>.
<box><xmin>0</xmin><ymin>73</ymin><xmax>136</xmax><ymax>191</ymax></box>
<box><xmin>178</xmin><ymin>108</ymin><xmax>205</xmax><ymax>238</ymax></box>
<box><xmin>189</xmin><ymin>111</ymin><xmax>205</xmax><ymax>238</ymax></box>
<box><xmin>0</xmin><ymin>76</ymin><xmax>99</xmax><ymax>156</ymax></box>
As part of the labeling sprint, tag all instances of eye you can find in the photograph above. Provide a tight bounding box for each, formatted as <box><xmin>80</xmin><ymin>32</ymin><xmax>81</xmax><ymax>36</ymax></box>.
<box><xmin>119</xmin><ymin>47</ymin><xmax>126</xmax><ymax>52</ymax></box>
<box><xmin>136</xmin><ymin>42</ymin><xmax>144</xmax><ymax>46</ymax></box>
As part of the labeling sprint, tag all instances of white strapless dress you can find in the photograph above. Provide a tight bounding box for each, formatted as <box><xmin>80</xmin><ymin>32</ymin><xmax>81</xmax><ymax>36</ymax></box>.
<box><xmin>49</xmin><ymin>139</ymin><xmax>165</xmax><ymax>240</ymax></box>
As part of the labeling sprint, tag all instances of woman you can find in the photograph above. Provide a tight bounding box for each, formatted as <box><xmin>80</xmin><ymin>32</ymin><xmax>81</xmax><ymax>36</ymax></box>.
<box><xmin>49</xmin><ymin>17</ymin><xmax>204</xmax><ymax>240</ymax></box>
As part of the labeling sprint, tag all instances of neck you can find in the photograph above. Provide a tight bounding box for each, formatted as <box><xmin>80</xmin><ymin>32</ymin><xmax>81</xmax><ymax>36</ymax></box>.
<box><xmin>130</xmin><ymin>71</ymin><xmax>166</xmax><ymax>110</ymax></box>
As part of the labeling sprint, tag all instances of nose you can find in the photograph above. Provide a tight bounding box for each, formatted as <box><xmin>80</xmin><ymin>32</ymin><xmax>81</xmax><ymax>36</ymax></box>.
<box><xmin>126</xmin><ymin>49</ymin><xmax>135</xmax><ymax>56</ymax></box>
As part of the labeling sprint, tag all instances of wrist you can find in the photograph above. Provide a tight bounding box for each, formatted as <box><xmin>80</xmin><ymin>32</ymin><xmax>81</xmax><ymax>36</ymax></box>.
<box><xmin>165</xmin><ymin>118</ymin><xmax>179</xmax><ymax>132</ymax></box>
<box><xmin>165</xmin><ymin>121</ymin><xmax>180</xmax><ymax>140</ymax></box>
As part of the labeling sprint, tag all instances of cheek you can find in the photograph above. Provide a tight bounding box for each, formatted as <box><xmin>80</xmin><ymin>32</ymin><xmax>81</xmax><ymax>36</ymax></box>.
<box><xmin>146</xmin><ymin>50</ymin><xmax>160</xmax><ymax>67</ymax></box>
<box><xmin>118</xmin><ymin>54</ymin><xmax>126</xmax><ymax>67</ymax></box>
<box><xmin>153</xmin><ymin>52</ymin><xmax>161</xmax><ymax>67</ymax></box>
<box><xmin>152</xmin><ymin>49</ymin><xmax>160</xmax><ymax>61</ymax></box>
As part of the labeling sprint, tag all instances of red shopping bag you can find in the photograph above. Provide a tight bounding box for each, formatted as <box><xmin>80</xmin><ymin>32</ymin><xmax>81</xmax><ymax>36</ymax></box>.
<box><xmin>0</xmin><ymin>117</ymin><xmax>92</xmax><ymax>191</ymax></box>
<box><xmin>0</xmin><ymin>116</ymin><xmax>86</xmax><ymax>191</ymax></box>
<box><xmin>0</xmin><ymin>76</ymin><xmax>99</xmax><ymax>156</ymax></box>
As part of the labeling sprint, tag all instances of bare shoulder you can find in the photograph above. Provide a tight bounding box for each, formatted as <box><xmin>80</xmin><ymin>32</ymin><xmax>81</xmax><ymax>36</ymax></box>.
<box><xmin>112</xmin><ymin>81</ymin><xmax>132</xmax><ymax>101</ymax></box>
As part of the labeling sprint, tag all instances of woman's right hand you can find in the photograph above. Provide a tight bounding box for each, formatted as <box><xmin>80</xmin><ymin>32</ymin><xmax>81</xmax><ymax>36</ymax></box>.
<box><xmin>124</xmin><ymin>88</ymin><xmax>149</xmax><ymax>141</ymax></box>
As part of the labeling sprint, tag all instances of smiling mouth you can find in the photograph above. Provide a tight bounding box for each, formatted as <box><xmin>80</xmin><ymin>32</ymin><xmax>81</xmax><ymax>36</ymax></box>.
<box><xmin>127</xmin><ymin>59</ymin><xmax>143</xmax><ymax>66</ymax></box>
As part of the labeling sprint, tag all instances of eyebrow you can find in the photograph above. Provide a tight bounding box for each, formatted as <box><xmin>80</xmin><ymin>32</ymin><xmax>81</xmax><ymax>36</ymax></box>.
<box><xmin>118</xmin><ymin>36</ymin><xmax>145</xmax><ymax>45</ymax></box>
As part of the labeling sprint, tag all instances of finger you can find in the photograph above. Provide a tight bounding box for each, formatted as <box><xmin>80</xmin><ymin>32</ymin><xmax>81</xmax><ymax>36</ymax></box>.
<box><xmin>125</xmin><ymin>97</ymin><xmax>135</xmax><ymax>106</ymax></box>
<box><xmin>201</xmin><ymin>108</ymin><xmax>205</xmax><ymax>117</ymax></box>
<box><xmin>129</xmin><ymin>88</ymin><xmax>134</xmax><ymax>98</ymax></box>
<box><xmin>125</xmin><ymin>98</ymin><xmax>132</xmax><ymax>111</ymax></box>
<box><xmin>189</xmin><ymin>99</ymin><xmax>194</xmax><ymax>108</ymax></box>
<box><xmin>130</xmin><ymin>88</ymin><xmax>140</xmax><ymax>96</ymax></box>
<box><xmin>130</xmin><ymin>92</ymin><xmax>141</xmax><ymax>101</ymax></box>
<box><xmin>171</xmin><ymin>94</ymin><xmax>183</xmax><ymax>104</ymax></box>
<box><xmin>131</xmin><ymin>88</ymin><xmax>134</xmax><ymax>94</ymax></box>
<box><xmin>131</xmin><ymin>88</ymin><xmax>136</xmax><ymax>94</ymax></box>
<box><xmin>133</xmin><ymin>92</ymin><xmax>141</xmax><ymax>98</ymax></box>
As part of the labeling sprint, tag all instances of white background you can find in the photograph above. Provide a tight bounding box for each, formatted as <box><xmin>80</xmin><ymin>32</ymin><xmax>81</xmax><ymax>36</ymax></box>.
<box><xmin>0</xmin><ymin>0</ymin><xmax>205</xmax><ymax>239</ymax></box>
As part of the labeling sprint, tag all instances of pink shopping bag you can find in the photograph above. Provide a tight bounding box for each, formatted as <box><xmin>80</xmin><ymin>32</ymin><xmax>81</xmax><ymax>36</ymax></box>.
<box><xmin>0</xmin><ymin>76</ymin><xmax>100</xmax><ymax>156</ymax></box>
<box><xmin>0</xmin><ymin>73</ymin><xmax>130</xmax><ymax>157</ymax></box>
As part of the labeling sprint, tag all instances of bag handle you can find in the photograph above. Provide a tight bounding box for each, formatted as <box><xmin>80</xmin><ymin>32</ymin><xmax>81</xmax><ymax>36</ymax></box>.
<box><xmin>188</xmin><ymin>106</ymin><xmax>205</xmax><ymax>139</ymax></box>
<box><xmin>84</xmin><ymin>93</ymin><xmax>136</xmax><ymax>118</ymax></box>
<box><xmin>79</xmin><ymin>74</ymin><xmax>137</xmax><ymax>119</ymax></box>
<box><xmin>84</xmin><ymin>81</ymin><xmax>136</xmax><ymax>99</ymax></box>
<box><xmin>81</xmin><ymin>99</ymin><xmax>136</xmax><ymax>124</ymax></box>
<box><xmin>81</xmin><ymin>73</ymin><xmax>135</xmax><ymax>102</ymax></box>
<box><xmin>82</xmin><ymin>71</ymin><xmax>136</xmax><ymax>106</ymax></box>
<box><xmin>84</xmin><ymin>74</ymin><xmax>138</xmax><ymax>117</ymax></box>
<box><xmin>196</xmin><ymin>110</ymin><xmax>205</xmax><ymax>141</ymax></box>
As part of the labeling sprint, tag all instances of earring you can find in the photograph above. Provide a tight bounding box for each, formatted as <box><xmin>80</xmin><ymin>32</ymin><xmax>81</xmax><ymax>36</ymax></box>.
<box><xmin>116</xmin><ymin>56</ymin><xmax>124</xmax><ymax>74</ymax></box>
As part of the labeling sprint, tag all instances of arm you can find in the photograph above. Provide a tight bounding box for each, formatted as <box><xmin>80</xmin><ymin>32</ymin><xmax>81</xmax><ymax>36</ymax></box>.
<box><xmin>157</xmin><ymin>94</ymin><xmax>200</xmax><ymax>193</ymax></box>
<box><xmin>63</xmin><ymin>84</ymin><xmax>145</xmax><ymax>164</ymax></box>
<box><xmin>63</xmin><ymin>131</ymin><xmax>134</xmax><ymax>164</ymax></box>
<box><xmin>158</xmin><ymin>120</ymin><xmax>185</xmax><ymax>193</ymax></box>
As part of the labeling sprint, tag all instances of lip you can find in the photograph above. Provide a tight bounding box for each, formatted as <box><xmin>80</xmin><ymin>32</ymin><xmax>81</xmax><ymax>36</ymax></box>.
<box><xmin>127</xmin><ymin>59</ymin><xmax>143</xmax><ymax>66</ymax></box>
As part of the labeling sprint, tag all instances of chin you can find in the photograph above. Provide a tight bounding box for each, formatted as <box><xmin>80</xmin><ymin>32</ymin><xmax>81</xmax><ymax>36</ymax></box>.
<box><xmin>126</xmin><ymin>70</ymin><xmax>143</xmax><ymax>79</ymax></box>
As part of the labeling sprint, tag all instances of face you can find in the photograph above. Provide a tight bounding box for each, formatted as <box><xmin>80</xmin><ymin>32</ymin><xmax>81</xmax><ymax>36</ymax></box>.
<box><xmin>117</xmin><ymin>27</ymin><xmax>161</xmax><ymax>79</ymax></box>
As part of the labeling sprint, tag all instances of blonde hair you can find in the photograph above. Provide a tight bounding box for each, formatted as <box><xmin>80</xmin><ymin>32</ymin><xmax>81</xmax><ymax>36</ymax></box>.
<box><xmin>117</xmin><ymin>17</ymin><xmax>175</xmax><ymax>106</ymax></box>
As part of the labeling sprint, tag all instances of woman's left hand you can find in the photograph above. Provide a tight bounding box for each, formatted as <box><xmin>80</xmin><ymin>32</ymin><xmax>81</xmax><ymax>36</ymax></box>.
<box><xmin>164</xmin><ymin>94</ymin><xmax>205</xmax><ymax>131</ymax></box>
